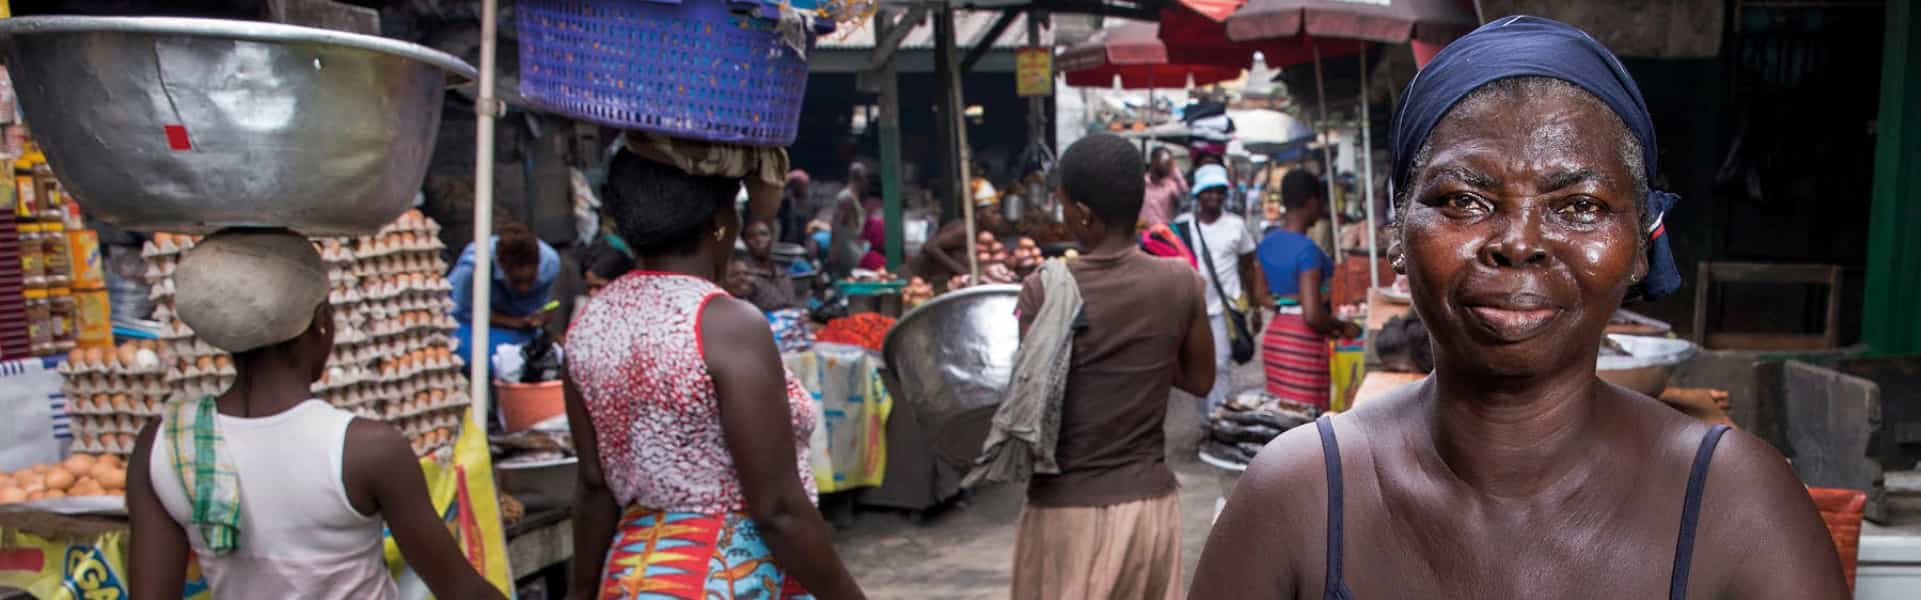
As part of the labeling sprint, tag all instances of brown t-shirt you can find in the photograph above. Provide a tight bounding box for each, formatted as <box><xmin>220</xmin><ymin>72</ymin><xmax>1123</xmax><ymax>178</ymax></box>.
<box><xmin>1015</xmin><ymin>249</ymin><xmax>1206</xmax><ymax>507</ymax></box>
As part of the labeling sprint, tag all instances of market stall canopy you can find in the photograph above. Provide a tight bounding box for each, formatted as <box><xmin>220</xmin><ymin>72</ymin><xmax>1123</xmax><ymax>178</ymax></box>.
<box><xmin>1224</xmin><ymin>0</ymin><xmax>1478</xmax><ymax>45</ymax></box>
<box><xmin>1058</xmin><ymin>20</ymin><xmax>1246</xmax><ymax>88</ymax></box>
<box><xmin>1158</xmin><ymin>1</ymin><xmax>1371</xmax><ymax>69</ymax></box>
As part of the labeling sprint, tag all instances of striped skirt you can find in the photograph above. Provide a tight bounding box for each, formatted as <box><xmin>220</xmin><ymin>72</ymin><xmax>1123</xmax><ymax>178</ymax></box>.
<box><xmin>1262</xmin><ymin>310</ymin><xmax>1331</xmax><ymax>410</ymax></box>
<box><xmin>597</xmin><ymin>506</ymin><xmax>813</xmax><ymax>600</ymax></box>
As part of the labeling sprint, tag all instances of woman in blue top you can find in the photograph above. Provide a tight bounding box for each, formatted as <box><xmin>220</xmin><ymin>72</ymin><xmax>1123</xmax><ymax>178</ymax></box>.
<box><xmin>1256</xmin><ymin>170</ymin><xmax>1361</xmax><ymax>410</ymax></box>
<box><xmin>448</xmin><ymin>220</ymin><xmax>560</xmax><ymax>366</ymax></box>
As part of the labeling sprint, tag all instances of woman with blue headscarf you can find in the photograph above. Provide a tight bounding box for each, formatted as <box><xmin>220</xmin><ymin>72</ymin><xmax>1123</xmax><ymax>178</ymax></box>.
<box><xmin>1191</xmin><ymin>17</ymin><xmax>1846</xmax><ymax>599</ymax></box>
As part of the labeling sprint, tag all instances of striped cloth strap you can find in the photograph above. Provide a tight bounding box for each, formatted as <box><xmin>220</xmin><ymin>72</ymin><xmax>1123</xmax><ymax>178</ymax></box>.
<box><xmin>167</xmin><ymin>397</ymin><xmax>242</xmax><ymax>555</ymax></box>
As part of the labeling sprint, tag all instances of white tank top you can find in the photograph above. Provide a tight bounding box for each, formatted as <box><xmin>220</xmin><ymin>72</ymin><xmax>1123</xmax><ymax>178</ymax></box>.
<box><xmin>150</xmin><ymin>399</ymin><xmax>399</xmax><ymax>600</ymax></box>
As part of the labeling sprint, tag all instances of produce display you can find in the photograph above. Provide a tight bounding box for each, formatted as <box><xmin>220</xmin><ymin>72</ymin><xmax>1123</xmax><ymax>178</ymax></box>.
<box><xmin>902</xmin><ymin>277</ymin><xmax>935</xmax><ymax>308</ymax></box>
<box><xmin>1202</xmin><ymin>391</ymin><xmax>1318</xmax><ymax>464</ymax></box>
<box><xmin>57</xmin><ymin>211</ymin><xmax>471</xmax><ymax>458</ymax></box>
<box><xmin>814</xmin><ymin>313</ymin><xmax>897</xmax><ymax>353</ymax></box>
<box><xmin>0</xmin><ymin>453</ymin><xmax>124</xmax><ymax>503</ymax></box>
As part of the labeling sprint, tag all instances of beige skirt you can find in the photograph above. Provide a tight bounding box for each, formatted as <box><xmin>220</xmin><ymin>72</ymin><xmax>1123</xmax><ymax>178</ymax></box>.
<box><xmin>1010</xmin><ymin>492</ymin><xmax>1183</xmax><ymax>600</ymax></box>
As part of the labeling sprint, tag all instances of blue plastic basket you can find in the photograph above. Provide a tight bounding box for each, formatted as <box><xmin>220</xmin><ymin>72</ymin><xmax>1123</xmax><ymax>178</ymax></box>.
<box><xmin>517</xmin><ymin>0</ymin><xmax>812</xmax><ymax>146</ymax></box>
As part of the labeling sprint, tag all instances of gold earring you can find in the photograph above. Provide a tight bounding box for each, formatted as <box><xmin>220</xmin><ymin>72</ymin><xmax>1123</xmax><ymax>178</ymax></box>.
<box><xmin>1391</xmin><ymin>254</ymin><xmax>1407</xmax><ymax>274</ymax></box>
<box><xmin>714</xmin><ymin>227</ymin><xmax>727</xmax><ymax>242</ymax></box>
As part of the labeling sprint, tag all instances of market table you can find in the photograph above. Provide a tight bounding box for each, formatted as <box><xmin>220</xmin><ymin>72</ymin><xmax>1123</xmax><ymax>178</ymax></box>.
<box><xmin>506</xmin><ymin>508</ymin><xmax>573</xmax><ymax>581</ymax></box>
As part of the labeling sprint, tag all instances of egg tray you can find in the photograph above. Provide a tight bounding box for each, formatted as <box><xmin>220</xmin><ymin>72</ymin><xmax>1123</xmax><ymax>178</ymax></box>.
<box><xmin>383</xmin><ymin>391</ymin><xmax>471</xmax><ymax>421</ymax></box>
<box><xmin>58</xmin><ymin>351</ymin><xmax>169</xmax><ymax>377</ymax></box>
<box><xmin>361</xmin><ymin>314</ymin><xmax>459</xmax><ymax>339</ymax></box>
<box><xmin>330</xmin><ymin>332</ymin><xmax>453</xmax><ymax>360</ymax></box>
<box><xmin>67</xmin><ymin>393</ymin><xmax>166</xmax><ymax>416</ymax></box>
<box><xmin>312</xmin><ymin>358</ymin><xmax>463</xmax><ymax>398</ymax></box>
<box><xmin>73</xmin><ymin>431</ymin><xmax>141</xmax><ymax>456</ymax></box>
<box><xmin>355</xmin><ymin>296</ymin><xmax>457</xmax><ymax>320</ymax></box>
<box><xmin>318</xmin><ymin>372</ymin><xmax>468</xmax><ymax>408</ymax></box>
<box><xmin>138</xmin><ymin>234</ymin><xmax>203</xmax><ymax>259</ymax></box>
<box><xmin>64</xmin><ymin>373</ymin><xmax>171</xmax><ymax>398</ymax></box>
<box><xmin>71</xmin><ymin>413</ymin><xmax>154</xmax><ymax>436</ymax></box>
<box><xmin>347</xmin><ymin>248</ymin><xmax>446</xmax><ymax>274</ymax></box>
<box><xmin>167</xmin><ymin>376</ymin><xmax>238</xmax><ymax>398</ymax></box>
<box><xmin>412</xmin><ymin>437</ymin><xmax>454</xmax><ymax>459</ymax></box>
<box><xmin>355</xmin><ymin>273</ymin><xmax>454</xmax><ymax>299</ymax></box>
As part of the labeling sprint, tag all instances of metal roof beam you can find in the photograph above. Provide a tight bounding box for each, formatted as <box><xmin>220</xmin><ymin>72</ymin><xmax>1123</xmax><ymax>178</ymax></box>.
<box><xmin>960</xmin><ymin>8</ymin><xmax>1022</xmax><ymax>75</ymax></box>
<box><xmin>868</xmin><ymin>5</ymin><xmax>931</xmax><ymax>71</ymax></box>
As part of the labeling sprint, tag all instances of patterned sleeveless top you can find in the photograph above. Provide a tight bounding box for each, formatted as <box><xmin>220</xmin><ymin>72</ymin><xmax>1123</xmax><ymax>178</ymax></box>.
<box><xmin>565</xmin><ymin>272</ymin><xmax>818</xmax><ymax>514</ymax></box>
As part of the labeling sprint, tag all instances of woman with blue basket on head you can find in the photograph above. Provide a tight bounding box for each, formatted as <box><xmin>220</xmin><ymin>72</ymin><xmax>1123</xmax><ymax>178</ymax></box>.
<box><xmin>520</xmin><ymin>2</ymin><xmax>865</xmax><ymax>597</ymax></box>
<box><xmin>563</xmin><ymin>144</ymin><xmax>865</xmax><ymax>600</ymax></box>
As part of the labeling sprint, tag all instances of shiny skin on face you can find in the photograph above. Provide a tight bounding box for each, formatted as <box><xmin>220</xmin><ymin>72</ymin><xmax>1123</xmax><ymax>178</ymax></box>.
<box><xmin>1401</xmin><ymin>89</ymin><xmax>1647</xmax><ymax>376</ymax></box>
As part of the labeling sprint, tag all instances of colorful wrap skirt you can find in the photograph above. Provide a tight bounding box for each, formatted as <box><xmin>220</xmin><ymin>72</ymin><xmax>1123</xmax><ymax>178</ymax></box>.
<box><xmin>1261</xmin><ymin>309</ymin><xmax>1331</xmax><ymax>410</ymax></box>
<box><xmin>598</xmin><ymin>506</ymin><xmax>814</xmax><ymax>600</ymax></box>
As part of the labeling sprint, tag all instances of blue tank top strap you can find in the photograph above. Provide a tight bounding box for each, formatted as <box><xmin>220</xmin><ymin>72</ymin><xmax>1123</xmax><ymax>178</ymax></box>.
<box><xmin>1669</xmin><ymin>424</ymin><xmax>1732</xmax><ymax>600</ymax></box>
<box><xmin>1317</xmin><ymin>416</ymin><xmax>1354</xmax><ymax>600</ymax></box>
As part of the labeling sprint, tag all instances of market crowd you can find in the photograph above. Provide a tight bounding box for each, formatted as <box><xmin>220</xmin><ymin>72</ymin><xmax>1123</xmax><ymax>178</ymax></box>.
<box><xmin>104</xmin><ymin>14</ymin><xmax>1850</xmax><ymax>600</ymax></box>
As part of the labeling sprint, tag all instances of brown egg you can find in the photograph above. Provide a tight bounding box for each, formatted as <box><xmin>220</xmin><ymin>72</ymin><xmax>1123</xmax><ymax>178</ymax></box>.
<box><xmin>25</xmin><ymin>491</ymin><xmax>44</xmax><ymax>501</ymax></box>
<box><xmin>97</xmin><ymin>454</ymin><xmax>121</xmax><ymax>469</ymax></box>
<box><xmin>95</xmin><ymin>467</ymin><xmax>126</xmax><ymax>490</ymax></box>
<box><xmin>117</xmin><ymin>344</ymin><xmax>139</xmax><ymax>367</ymax></box>
<box><xmin>44</xmin><ymin>468</ymin><xmax>74</xmax><ymax>491</ymax></box>
<box><xmin>84</xmin><ymin>346</ymin><xmax>106</xmax><ymax>368</ymax></box>
<box><xmin>111</xmin><ymin>394</ymin><xmax>131</xmax><ymax>412</ymax></box>
<box><xmin>63</xmin><ymin>454</ymin><xmax>95</xmax><ymax>476</ymax></box>
<box><xmin>196</xmin><ymin>356</ymin><xmax>215</xmax><ymax>371</ymax></box>
<box><xmin>42</xmin><ymin>489</ymin><xmax>65</xmax><ymax>499</ymax></box>
<box><xmin>0</xmin><ymin>487</ymin><xmax>25</xmax><ymax>503</ymax></box>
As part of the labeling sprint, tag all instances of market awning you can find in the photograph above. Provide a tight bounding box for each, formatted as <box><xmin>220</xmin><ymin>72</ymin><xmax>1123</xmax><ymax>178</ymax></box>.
<box><xmin>1057</xmin><ymin>21</ymin><xmax>1247</xmax><ymax>88</ymax></box>
<box><xmin>1223</xmin><ymin>0</ymin><xmax>1478</xmax><ymax>45</ymax></box>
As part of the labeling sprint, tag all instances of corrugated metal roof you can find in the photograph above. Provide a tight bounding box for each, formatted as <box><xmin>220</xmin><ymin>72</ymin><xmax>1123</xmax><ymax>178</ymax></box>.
<box><xmin>818</xmin><ymin>9</ymin><xmax>1051</xmax><ymax>49</ymax></box>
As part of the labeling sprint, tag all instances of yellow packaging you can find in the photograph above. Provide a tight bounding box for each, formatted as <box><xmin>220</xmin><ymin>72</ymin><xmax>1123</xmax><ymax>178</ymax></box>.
<box><xmin>13</xmin><ymin>174</ymin><xmax>32</xmax><ymax>219</ymax></box>
<box><xmin>65</xmin><ymin>228</ymin><xmax>103</xmax><ymax>289</ymax></box>
<box><xmin>74</xmin><ymin>288</ymin><xmax>112</xmax><ymax>348</ymax></box>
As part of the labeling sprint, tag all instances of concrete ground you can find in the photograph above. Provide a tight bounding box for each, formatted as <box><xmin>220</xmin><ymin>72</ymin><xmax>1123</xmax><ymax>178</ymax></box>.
<box><xmin>831</xmin><ymin>361</ymin><xmax>1264</xmax><ymax>599</ymax></box>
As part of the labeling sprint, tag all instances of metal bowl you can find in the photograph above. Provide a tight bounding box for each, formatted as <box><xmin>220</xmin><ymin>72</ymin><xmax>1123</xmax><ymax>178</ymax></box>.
<box><xmin>1597</xmin><ymin>334</ymin><xmax>1699</xmax><ymax>397</ymax></box>
<box><xmin>881</xmin><ymin>285</ymin><xmax>1022</xmax><ymax>468</ymax></box>
<box><xmin>0</xmin><ymin>17</ymin><xmax>477</xmax><ymax>235</ymax></box>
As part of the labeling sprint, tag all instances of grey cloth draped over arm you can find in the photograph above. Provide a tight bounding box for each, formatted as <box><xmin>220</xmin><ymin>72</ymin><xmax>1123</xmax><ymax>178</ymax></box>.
<box><xmin>964</xmin><ymin>260</ymin><xmax>1081</xmax><ymax>488</ymax></box>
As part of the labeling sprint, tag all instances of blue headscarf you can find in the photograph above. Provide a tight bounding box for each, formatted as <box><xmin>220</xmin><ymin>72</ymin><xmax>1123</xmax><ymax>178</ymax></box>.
<box><xmin>1390</xmin><ymin>15</ymin><xmax>1680</xmax><ymax>302</ymax></box>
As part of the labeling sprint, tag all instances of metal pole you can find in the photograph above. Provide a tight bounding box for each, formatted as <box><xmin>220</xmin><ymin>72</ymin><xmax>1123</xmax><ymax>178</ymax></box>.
<box><xmin>1313</xmin><ymin>43</ymin><xmax>1339</xmax><ymax>268</ymax></box>
<box><xmin>469</xmin><ymin>0</ymin><xmax>499</xmax><ymax>427</ymax></box>
<box><xmin>1360</xmin><ymin>47</ymin><xmax>1380</xmax><ymax>294</ymax></box>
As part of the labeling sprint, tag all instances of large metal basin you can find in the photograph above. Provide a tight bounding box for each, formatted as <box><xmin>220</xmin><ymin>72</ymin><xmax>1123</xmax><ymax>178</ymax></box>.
<box><xmin>0</xmin><ymin>17</ymin><xmax>476</xmax><ymax>235</ymax></box>
<box><xmin>881</xmin><ymin>285</ymin><xmax>1022</xmax><ymax>469</ymax></box>
<box><xmin>1598</xmin><ymin>334</ymin><xmax>1699</xmax><ymax>397</ymax></box>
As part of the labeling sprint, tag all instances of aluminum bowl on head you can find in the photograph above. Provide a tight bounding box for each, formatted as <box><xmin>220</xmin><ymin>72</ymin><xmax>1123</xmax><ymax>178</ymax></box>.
<box><xmin>0</xmin><ymin>17</ymin><xmax>477</xmax><ymax>235</ymax></box>
<box><xmin>881</xmin><ymin>284</ymin><xmax>1022</xmax><ymax>471</ymax></box>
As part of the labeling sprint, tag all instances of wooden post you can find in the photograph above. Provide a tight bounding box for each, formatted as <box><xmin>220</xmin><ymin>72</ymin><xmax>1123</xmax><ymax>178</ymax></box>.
<box><xmin>875</xmin><ymin>8</ymin><xmax>906</xmax><ymax>270</ymax></box>
<box><xmin>934</xmin><ymin>4</ymin><xmax>977</xmax><ymax>280</ymax></box>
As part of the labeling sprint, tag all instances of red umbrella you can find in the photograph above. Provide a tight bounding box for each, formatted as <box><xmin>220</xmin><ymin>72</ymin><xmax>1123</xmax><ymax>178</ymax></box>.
<box><xmin>1160</xmin><ymin>2</ymin><xmax>1366</xmax><ymax>69</ymax></box>
<box><xmin>1223</xmin><ymin>0</ymin><xmax>1477</xmax><ymax>45</ymax></box>
<box><xmin>1058</xmin><ymin>21</ymin><xmax>1246</xmax><ymax>89</ymax></box>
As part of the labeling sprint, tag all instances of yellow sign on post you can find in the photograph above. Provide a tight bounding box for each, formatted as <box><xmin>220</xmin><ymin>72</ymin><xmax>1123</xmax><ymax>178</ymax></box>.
<box><xmin>1016</xmin><ymin>47</ymin><xmax>1052</xmax><ymax>97</ymax></box>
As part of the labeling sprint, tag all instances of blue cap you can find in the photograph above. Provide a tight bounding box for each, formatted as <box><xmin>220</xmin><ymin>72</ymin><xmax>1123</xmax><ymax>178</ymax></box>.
<box><xmin>1193</xmin><ymin>164</ymin><xmax>1230</xmax><ymax>197</ymax></box>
